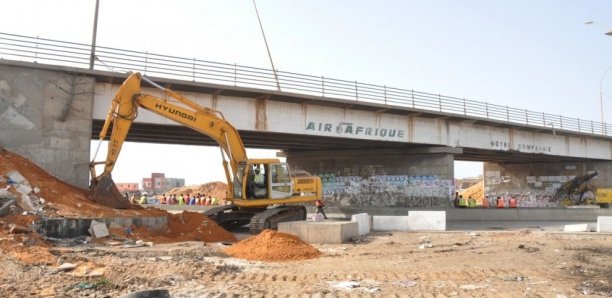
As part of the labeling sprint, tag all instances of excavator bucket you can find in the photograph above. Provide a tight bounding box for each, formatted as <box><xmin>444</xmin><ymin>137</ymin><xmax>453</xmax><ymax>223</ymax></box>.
<box><xmin>91</xmin><ymin>175</ymin><xmax>131</xmax><ymax>209</ymax></box>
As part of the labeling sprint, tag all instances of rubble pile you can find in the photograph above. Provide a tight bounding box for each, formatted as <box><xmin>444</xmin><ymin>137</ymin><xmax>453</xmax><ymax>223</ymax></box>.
<box><xmin>165</xmin><ymin>181</ymin><xmax>227</xmax><ymax>199</ymax></box>
<box><xmin>224</xmin><ymin>229</ymin><xmax>321</xmax><ymax>262</ymax></box>
<box><xmin>0</xmin><ymin>148</ymin><xmax>236</xmax><ymax>248</ymax></box>
<box><xmin>0</xmin><ymin>148</ymin><xmax>162</xmax><ymax>218</ymax></box>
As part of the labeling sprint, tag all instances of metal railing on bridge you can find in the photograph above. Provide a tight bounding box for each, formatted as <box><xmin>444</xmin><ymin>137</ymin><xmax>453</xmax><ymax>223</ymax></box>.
<box><xmin>0</xmin><ymin>32</ymin><xmax>610</xmax><ymax>136</ymax></box>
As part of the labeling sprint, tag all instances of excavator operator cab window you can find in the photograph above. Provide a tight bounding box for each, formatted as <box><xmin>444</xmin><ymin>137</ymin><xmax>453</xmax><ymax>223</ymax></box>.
<box><xmin>247</xmin><ymin>164</ymin><xmax>268</xmax><ymax>199</ymax></box>
<box><xmin>234</xmin><ymin>163</ymin><xmax>246</xmax><ymax>198</ymax></box>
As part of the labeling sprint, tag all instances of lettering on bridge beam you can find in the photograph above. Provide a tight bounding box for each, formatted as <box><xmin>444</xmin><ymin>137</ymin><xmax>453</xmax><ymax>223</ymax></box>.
<box><xmin>490</xmin><ymin>140</ymin><xmax>552</xmax><ymax>153</ymax></box>
<box><xmin>306</xmin><ymin>121</ymin><xmax>405</xmax><ymax>139</ymax></box>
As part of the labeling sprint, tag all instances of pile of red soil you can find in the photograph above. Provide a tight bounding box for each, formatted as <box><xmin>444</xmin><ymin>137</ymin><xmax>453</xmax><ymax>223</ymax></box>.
<box><xmin>224</xmin><ymin>230</ymin><xmax>321</xmax><ymax>262</ymax></box>
<box><xmin>0</xmin><ymin>221</ymin><xmax>55</xmax><ymax>265</ymax></box>
<box><xmin>0</xmin><ymin>148</ymin><xmax>236</xmax><ymax>246</ymax></box>
<box><xmin>165</xmin><ymin>181</ymin><xmax>227</xmax><ymax>199</ymax></box>
<box><xmin>0</xmin><ymin>148</ymin><xmax>165</xmax><ymax>218</ymax></box>
<box><xmin>130</xmin><ymin>211</ymin><xmax>236</xmax><ymax>243</ymax></box>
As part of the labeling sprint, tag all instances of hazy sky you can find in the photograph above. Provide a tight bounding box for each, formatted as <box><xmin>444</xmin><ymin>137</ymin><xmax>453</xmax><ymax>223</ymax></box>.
<box><xmin>1</xmin><ymin>1</ymin><xmax>611</xmax><ymax>185</ymax></box>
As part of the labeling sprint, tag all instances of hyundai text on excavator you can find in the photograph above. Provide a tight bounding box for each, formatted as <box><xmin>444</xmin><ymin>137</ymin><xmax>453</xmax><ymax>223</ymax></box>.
<box><xmin>89</xmin><ymin>72</ymin><xmax>322</xmax><ymax>232</ymax></box>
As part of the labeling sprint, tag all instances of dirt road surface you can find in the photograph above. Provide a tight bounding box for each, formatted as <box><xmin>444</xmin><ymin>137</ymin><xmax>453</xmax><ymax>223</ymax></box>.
<box><xmin>1</xmin><ymin>229</ymin><xmax>610</xmax><ymax>297</ymax></box>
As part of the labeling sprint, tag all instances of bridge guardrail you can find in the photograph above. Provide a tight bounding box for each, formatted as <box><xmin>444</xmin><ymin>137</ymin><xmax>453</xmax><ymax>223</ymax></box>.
<box><xmin>0</xmin><ymin>32</ymin><xmax>610</xmax><ymax>137</ymax></box>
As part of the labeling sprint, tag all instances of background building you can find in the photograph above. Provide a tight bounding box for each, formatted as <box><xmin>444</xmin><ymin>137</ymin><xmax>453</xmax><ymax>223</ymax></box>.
<box><xmin>116</xmin><ymin>183</ymin><xmax>139</xmax><ymax>194</ymax></box>
<box><xmin>142</xmin><ymin>172</ymin><xmax>185</xmax><ymax>194</ymax></box>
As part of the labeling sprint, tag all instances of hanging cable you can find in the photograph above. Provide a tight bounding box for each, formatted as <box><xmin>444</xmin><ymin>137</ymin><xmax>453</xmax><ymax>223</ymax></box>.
<box><xmin>253</xmin><ymin>0</ymin><xmax>281</xmax><ymax>91</ymax></box>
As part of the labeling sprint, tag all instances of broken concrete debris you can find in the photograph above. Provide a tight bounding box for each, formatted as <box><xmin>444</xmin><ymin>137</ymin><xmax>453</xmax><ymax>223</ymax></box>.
<box><xmin>88</xmin><ymin>220</ymin><xmax>109</xmax><ymax>238</ymax></box>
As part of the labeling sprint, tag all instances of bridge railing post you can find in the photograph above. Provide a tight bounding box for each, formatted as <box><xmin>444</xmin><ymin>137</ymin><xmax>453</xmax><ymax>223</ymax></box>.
<box><xmin>506</xmin><ymin>106</ymin><xmax>509</xmax><ymax>122</ymax></box>
<box><xmin>234</xmin><ymin>63</ymin><xmax>237</xmax><ymax>87</ymax></box>
<box><xmin>525</xmin><ymin>109</ymin><xmax>528</xmax><ymax>125</ymax></box>
<box><xmin>355</xmin><ymin>81</ymin><xmax>358</xmax><ymax>101</ymax></box>
<box><xmin>486</xmin><ymin>102</ymin><xmax>489</xmax><ymax>118</ymax></box>
<box><xmin>438</xmin><ymin>94</ymin><xmax>442</xmax><ymax>112</ymax></box>
<box><xmin>559</xmin><ymin>115</ymin><xmax>563</xmax><ymax>130</ymax></box>
<box><xmin>322</xmin><ymin>76</ymin><xmax>325</xmax><ymax>97</ymax></box>
<box><xmin>463</xmin><ymin>99</ymin><xmax>466</xmax><ymax>115</ymax></box>
<box><xmin>192</xmin><ymin>58</ymin><xmax>196</xmax><ymax>82</ymax></box>
<box><xmin>144</xmin><ymin>51</ymin><xmax>148</xmax><ymax>75</ymax></box>
<box><xmin>35</xmin><ymin>35</ymin><xmax>39</xmax><ymax>61</ymax></box>
<box><xmin>384</xmin><ymin>85</ymin><xmax>387</xmax><ymax>105</ymax></box>
<box><xmin>411</xmin><ymin>90</ymin><xmax>415</xmax><ymax>108</ymax></box>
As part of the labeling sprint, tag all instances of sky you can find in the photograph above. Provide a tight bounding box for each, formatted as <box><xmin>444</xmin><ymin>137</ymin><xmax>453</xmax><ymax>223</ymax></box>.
<box><xmin>1</xmin><ymin>1</ymin><xmax>611</xmax><ymax>185</ymax></box>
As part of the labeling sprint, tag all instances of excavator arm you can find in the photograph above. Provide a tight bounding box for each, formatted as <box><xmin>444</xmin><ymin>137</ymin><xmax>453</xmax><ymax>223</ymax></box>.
<box><xmin>90</xmin><ymin>72</ymin><xmax>322</xmax><ymax>231</ymax></box>
<box><xmin>90</xmin><ymin>72</ymin><xmax>248</xmax><ymax>208</ymax></box>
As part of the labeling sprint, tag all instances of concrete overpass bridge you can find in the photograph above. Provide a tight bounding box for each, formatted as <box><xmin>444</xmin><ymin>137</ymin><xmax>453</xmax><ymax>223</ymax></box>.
<box><xmin>0</xmin><ymin>32</ymin><xmax>610</xmax><ymax>209</ymax></box>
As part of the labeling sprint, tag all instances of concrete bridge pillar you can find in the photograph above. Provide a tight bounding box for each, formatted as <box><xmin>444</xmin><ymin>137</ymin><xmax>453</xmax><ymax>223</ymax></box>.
<box><xmin>0</xmin><ymin>64</ymin><xmax>94</xmax><ymax>188</ymax></box>
<box><xmin>285</xmin><ymin>147</ymin><xmax>461</xmax><ymax>208</ymax></box>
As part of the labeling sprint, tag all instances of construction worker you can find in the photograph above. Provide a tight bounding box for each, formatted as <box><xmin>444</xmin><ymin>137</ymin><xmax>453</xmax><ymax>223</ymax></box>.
<box><xmin>453</xmin><ymin>192</ymin><xmax>460</xmax><ymax>207</ymax></box>
<box><xmin>211</xmin><ymin>196</ymin><xmax>219</xmax><ymax>205</ymax></box>
<box><xmin>139</xmin><ymin>194</ymin><xmax>147</xmax><ymax>204</ymax></box>
<box><xmin>509</xmin><ymin>196</ymin><xmax>517</xmax><ymax>208</ymax></box>
<box><xmin>458</xmin><ymin>195</ymin><xmax>468</xmax><ymax>208</ymax></box>
<box><xmin>496</xmin><ymin>196</ymin><xmax>505</xmax><ymax>208</ymax></box>
<box><xmin>178</xmin><ymin>194</ymin><xmax>185</xmax><ymax>205</ymax></box>
<box><xmin>468</xmin><ymin>196</ymin><xmax>477</xmax><ymax>208</ymax></box>
<box><xmin>482</xmin><ymin>195</ymin><xmax>490</xmax><ymax>208</ymax></box>
<box><xmin>315</xmin><ymin>199</ymin><xmax>328</xmax><ymax>219</ymax></box>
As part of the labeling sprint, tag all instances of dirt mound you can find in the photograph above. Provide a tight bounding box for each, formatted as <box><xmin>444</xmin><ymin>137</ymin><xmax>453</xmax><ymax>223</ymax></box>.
<box><xmin>0</xmin><ymin>148</ymin><xmax>236</xmax><ymax>248</ymax></box>
<box><xmin>0</xmin><ymin>148</ymin><xmax>165</xmax><ymax>218</ymax></box>
<box><xmin>131</xmin><ymin>211</ymin><xmax>236</xmax><ymax>243</ymax></box>
<box><xmin>165</xmin><ymin>181</ymin><xmax>227</xmax><ymax>198</ymax></box>
<box><xmin>223</xmin><ymin>229</ymin><xmax>321</xmax><ymax>262</ymax></box>
<box><xmin>460</xmin><ymin>180</ymin><xmax>484</xmax><ymax>200</ymax></box>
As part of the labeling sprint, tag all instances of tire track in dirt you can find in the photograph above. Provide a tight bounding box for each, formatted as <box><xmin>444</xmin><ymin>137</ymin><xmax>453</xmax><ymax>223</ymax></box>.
<box><xmin>196</xmin><ymin>267</ymin><xmax>548</xmax><ymax>297</ymax></box>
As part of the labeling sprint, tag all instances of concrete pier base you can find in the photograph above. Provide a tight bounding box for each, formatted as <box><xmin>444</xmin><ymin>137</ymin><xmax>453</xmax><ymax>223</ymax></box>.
<box><xmin>35</xmin><ymin>216</ymin><xmax>168</xmax><ymax>238</ymax></box>
<box><xmin>278</xmin><ymin>220</ymin><xmax>358</xmax><ymax>244</ymax></box>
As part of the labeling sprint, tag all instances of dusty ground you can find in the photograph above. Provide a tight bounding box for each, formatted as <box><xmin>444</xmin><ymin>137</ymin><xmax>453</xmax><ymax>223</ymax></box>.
<box><xmin>1</xmin><ymin>149</ymin><xmax>611</xmax><ymax>297</ymax></box>
<box><xmin>1</xmin><ymin>229</ymin><xmax>610</xmax><ymax>297</ymax></box>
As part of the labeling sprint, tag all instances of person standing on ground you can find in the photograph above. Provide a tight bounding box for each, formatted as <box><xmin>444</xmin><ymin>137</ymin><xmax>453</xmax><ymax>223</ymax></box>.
<box><xmin>453</xmin><ymin>192</ymin><xmax>460</xmax><ymax>207</ymax></box>
<box><xmin>315</xmin><ymin>199</ymin><xmax>328</xmax><ymax>219</ymax></box>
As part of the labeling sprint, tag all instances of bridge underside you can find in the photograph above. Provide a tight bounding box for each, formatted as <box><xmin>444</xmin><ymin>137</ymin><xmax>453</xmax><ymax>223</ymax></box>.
<box><xmin>91</xmin><ymin>120</ymin><xmax>597</xmax><ymax>164</ymax></box>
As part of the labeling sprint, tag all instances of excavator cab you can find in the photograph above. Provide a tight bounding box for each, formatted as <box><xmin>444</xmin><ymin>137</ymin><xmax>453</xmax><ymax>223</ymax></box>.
<box><xmin>233</xmin><ymin>161</ymin><xmax>293</xmax><ymax>201</ymax></box>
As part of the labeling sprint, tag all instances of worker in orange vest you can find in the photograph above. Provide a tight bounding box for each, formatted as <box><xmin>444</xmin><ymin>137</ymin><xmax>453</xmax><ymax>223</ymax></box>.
<box><xmin>481</xmin><ymin>195</ymin><xmax>489</xmax><ymax>208</ymax></box>
<box><xmin>496</xmin><ymin>196</ymin><xmax>505</xmax><ymax>208</ymax></box>
<box><xmin>509</xmin><ymin>196</ymin><xmax>517</xmax><ymax>208</ymax></box>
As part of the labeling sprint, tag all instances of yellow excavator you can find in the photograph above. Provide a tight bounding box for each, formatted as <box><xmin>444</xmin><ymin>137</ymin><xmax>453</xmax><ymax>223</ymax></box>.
<box><xmin>89</xmin><ymin>72</ymin><xmax>322</xmax><ymax>232</ymax></box>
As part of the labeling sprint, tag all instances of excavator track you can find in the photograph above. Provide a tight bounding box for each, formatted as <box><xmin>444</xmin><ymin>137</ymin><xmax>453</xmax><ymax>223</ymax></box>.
<box><xmin>203</xmin><ymin>205</ymin><xmax>257</xmax><ymax>231</ymax></box>
<box><xmin>248</xmin><ymin>205</ymin><xmax>307</xmax><ymax>234</ymax></box>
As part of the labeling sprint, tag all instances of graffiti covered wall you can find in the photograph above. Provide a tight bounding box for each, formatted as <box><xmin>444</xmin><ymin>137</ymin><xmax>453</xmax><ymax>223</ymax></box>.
<box><xmin>287</xmin><ymin>149</ymin><xmax>456</xmax><ymax>208</ymax></box>
<box><xmin>320</xmin><ymin>174</ymin><xmax>453</xmax><ymax>207</ymax></box>
<box><xmin>484</xmin><ymin>161</ymin><xmax>611</xmax><ymax>207</ymax></box>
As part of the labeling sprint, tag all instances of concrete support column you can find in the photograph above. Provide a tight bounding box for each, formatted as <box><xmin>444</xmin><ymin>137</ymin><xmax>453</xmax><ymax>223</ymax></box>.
<box><xmin>285</xmin><ymin>147</ymin><xmax>461</xmax><ymax>208</ymax></box>
<box><xmin>0</xmin><ymin>64</ymin><xmax>94</xmax><ymax>188</ymax></box>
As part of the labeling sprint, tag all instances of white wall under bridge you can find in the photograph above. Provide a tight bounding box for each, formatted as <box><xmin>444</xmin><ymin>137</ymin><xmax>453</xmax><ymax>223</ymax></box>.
<box><xmin>92</xmin><ymin>78</ymin><xmax>612</xmax><ymax>162</ymax></box>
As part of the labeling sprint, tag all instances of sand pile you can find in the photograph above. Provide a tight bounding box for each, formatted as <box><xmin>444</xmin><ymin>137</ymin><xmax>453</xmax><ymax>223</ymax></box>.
<box><xmin>165</xmin><ymin>181</ymin><xmax>227</xmax><ymax>198</ymax></box>
<box><xmin>224</xmin><ymin>229</ymin><xmax>321</xmax><ymax>262</ymax></box>
<box><xmin>460</xmin><ymin>180</ymin><xmax>484</xmax><ymax>200</ymax></box>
